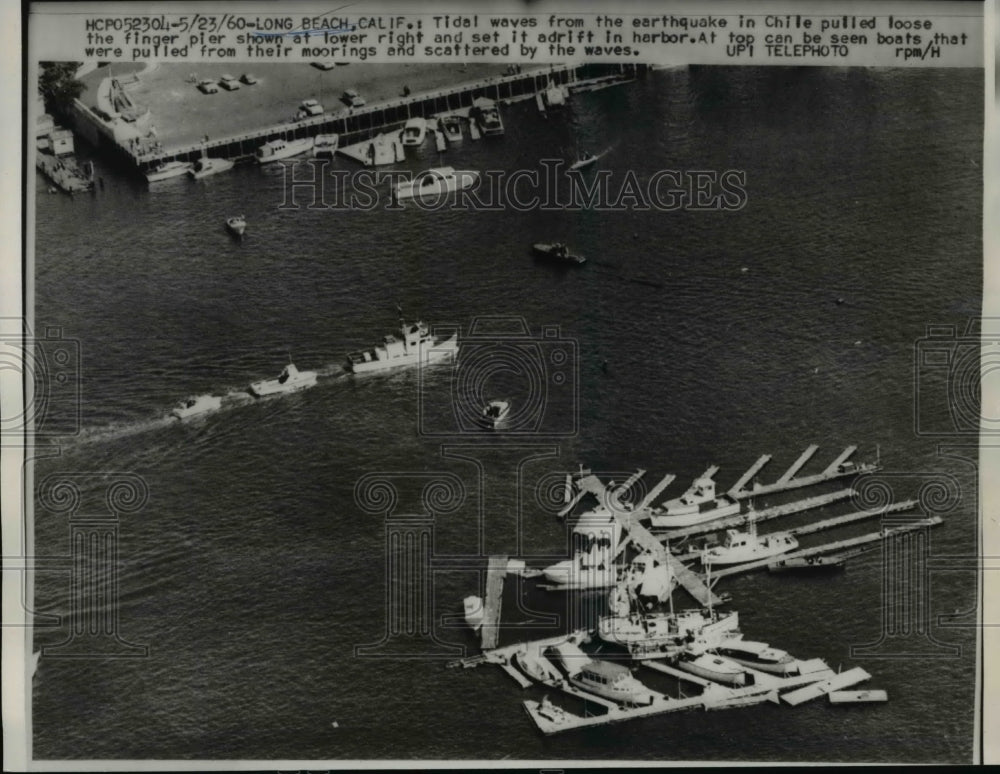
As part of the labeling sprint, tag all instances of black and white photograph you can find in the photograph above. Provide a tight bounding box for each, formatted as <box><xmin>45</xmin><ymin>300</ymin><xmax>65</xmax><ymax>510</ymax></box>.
<box><xmin>4</xmin><ymin>0</ymin><xmax>995</xmax><ymax>768</ymax></box>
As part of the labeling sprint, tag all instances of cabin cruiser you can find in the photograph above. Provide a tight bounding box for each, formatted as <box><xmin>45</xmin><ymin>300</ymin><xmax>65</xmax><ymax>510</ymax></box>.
<box><xmin>256</xmin><ymin>137</ymin><xmax>314</xmax><ymax>163</ymax></box>
<box><xmin>701</xmin><ymin>520</ymin><xmax>798</xmax><ymax>566</ymax></box>
<box><xmin>471</xmin><ymin>97</ymin><xmax>503</xmax><ymax>135</ymax></box>
<box><xmin>569</xmin><ymin>660</ymin><xmax>655</xmax><ymax>705</ymax></box>
<box><xmin>394</xmin><ymin>167</ymin><xmax>479</xmax><ymax>200</ymax></box>
<box><xmin>647</xmin><ymin>467</ymin><xmax>740</xmax><ymax>528</ymax></box>
<box><xmin>248</xmin><ymin>363</ymin><xmax>318</xmax><ymax>397</ymax></box>
<box><xmin>189</xmin><ymin>157</ymin><xmax>234</xmax><ymax>179</ymax></box>
<box><xmin>675</xmin><ymin>652</ymin><xmax>748</xmax><ymax>686</ymax></box>
<box><xmin>715</xmin><ymin>636</ymin><xmax>797</xmax><ymax>675</ymax></box>
<box><xmin>146</xmin><ymin>160</ymin><xmax>192</xmax><ymax>182</ymax></box>
<box><xmin>401</xmin><ymin>117</ymin><xmax>428</xmax><ymax>146</ymax></box>
<box><xmin>171</xmin><ymin>394</ymin><xmax>222</xmax><ymax>419</ymax></box>
<box><xmin>346</xmin><ymin>316</ymin><xmax>458</xmax><ymax>374</ymax></box>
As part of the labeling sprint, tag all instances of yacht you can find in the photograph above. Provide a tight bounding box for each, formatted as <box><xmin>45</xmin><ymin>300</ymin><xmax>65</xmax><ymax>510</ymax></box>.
<box><xmin>146</xmin><ymin>160</ymin><xmax>192</xmax><ymax>182</ymax></box>
<box><xmin>701</xmin><ymin>519</ymin><xmax>799</xmax><ymax>566</ymax></box>
<box><xmin>248</xmin><ymin>363</ymin><xmax>318</xmax><ymax>397</ymax></box>
<box><xmin>647</xmin><ymin>467</ymin><xmax>741</xmax><ymax>529</ymax></box>
<box><xmin>189</xmin><ymin>157</ymin><xmax>234</xmax><ymax>179</ymax></box>
<box><xmin>675</xmin><ymin>652</ymin><xmax>748</xmax><ymax>686</ymax></box>
<box><xmin>569</xmin><ymin>660</ymin><xmax>655</xmax><ymax>705</ymax></box>
<box><xmin>256</xmin><ymin>137</ymin><xmax>315</xmax><ymax>163</ymax></box>
<box><xmin>346</xmin><ymin>315</ymin><xmax>458</xmax><ymax>374</ymax></box>
<box><xmin>715</xmin><ymin>637</ymin><xmax>797</xmax><ymax>676</ymax></box>
<box><xmin>393</xmin><ymin>167</ymin><xmax>479</xmax><ymax>201</ymax></box>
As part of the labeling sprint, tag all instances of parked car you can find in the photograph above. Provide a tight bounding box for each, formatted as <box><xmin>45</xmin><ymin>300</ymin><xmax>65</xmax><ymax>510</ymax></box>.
<box><xmin>240</xmin><ymin>73</ymin><xmax>258</xmax><ymax>85</ymax></box>
<box><xmin>198</xmin><ymin>79</ymin><xmax>219</xmax><ymax>94</ymax></box>
<box><xmin>341</xmin><ymin>89</ymin><xmax>366</xmax><ymax>108</ymax></box>
<box><xmin>297</xmin><ymin>99</ymin><xmax>324</xmax><ymax>118</ymax></box>
<box><xmin>219</xmin><ymin>74</ymin><xmax>241</xmax><ymax>91</ymax></box>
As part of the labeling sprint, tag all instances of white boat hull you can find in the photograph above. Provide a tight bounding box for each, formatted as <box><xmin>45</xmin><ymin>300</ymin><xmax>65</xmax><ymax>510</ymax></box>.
<box><xmin>648</xmin><ymin>499</ymin><xmax>740</xmax><ymax>528</ymax></box>
<box><xmin>190</xmin><ymin>159</ymin><xmax>234</xmax><ymax>179</ymax></box>
<box><xmin>676</xmin><ymin>654</ymin><xmax>748</xmax><ymax>686</ymax></box>
<box><xmin>394</xmin><ymin>171</ymin><xmax>479</xmax><ymax>201</ymax></box>
<box><xmin>248</xmin><ymin>371</ymin><xmax>317</xmax><ymax>397</ymax></box>
<box><xmin>147</xmin><ymin>162</ymin><xmax>192</xmax><ymax>182</ymax></box>
<box><xmin>257</xmin><ymin>138</ymin><xmax>315</xmax><ymax>163</ymax></box>
<box><xmin>702</xmin><ymin>533</ymin><xmax>799</xmax><ymax>565</ymax></box>
<box><xmin>598</xmin><ymin>610</ymin><xmax>740</xmax><ymax>660</ymax></box>
<box><xmin>172</xmin><ymin>395</ymin><xmax>222</xmax><ymax>419</ymax></box>
<box><xmin>348</xmin><ymin>334</ymin><xmax>458</xmax><ymax>374</ymax></box>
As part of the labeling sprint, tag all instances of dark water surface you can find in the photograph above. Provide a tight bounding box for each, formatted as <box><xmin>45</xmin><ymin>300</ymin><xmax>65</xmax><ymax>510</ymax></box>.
<box><xmin>31</xmin><ymin>66</ymin><xmax>982</xmax><ymax>763</ymax></box>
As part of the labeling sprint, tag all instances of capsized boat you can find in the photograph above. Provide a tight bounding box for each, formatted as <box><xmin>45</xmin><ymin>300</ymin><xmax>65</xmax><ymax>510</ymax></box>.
<box><xmin>189</xmin><ymin>157</ymin><xmax>235</xmax><ymax>179</ymax></box>
<box><xmin>701</xmin><ymin>519</ymin><xmax>798</xmax><ymax>566</ymax></box>
<box><xmin>146</xmin><ymin>159</ymin><xmax>192</xmax><ymax>182</ymax></box>
<box><xmin>394</xmin><ymin>167</ymin><xmax>479</xmax><ymax>201</ymax></box>
<box><xmin>569</xmin><ymin>659</ymin><xmax>655</xmax><ymax>705</ymax></box>
<box><xmin>172</xmin><ymin>394</ymin><xmax>223</xmax><ymax>419</ymax></box>
<box><xmin>439</xmin><ymin>115</ymin><xmax>463</xmax><ymax>143</ymax></box>
<box><xmin>346</xmin><ymin>314</ymin><xmax>458</xmax><ymax>374</ymax></box>
<box><xmin>401</xmin><ymin>117</ymin><xmax>428</xmax><ymax>146</ymax></box>
<box><xmin>675</xmin><ymin>652</ymin><xmax>748</xmax><ymax>686</ymax></box>
<box><xmin>248</xmin><ymin>363</ymin><xmax>318</xmax><ymax>397</ymax></box>
<box><xmin>481</xmin><ymin>399</ymin><xmax>511</xmax><ymax>429</ymax></box>
<box><xmin>647</xmin><ymin>467</ymin><xmax>740</xmax><ymax>529</ymax></box>
<box><xmin>226</xmin><ymin>215</ymin><xmax>246</xmax><ymax>236</ymax></box>
<box><xmin>256</xmin><ymin>137</ymin><xmax>315</xmax><ymax>163</ymax></box>
<box><xmin>715</xmin><ymin>636</ymin><xmax>797</xmax><ymax>675</ymax></box>
<box><xmin>532</xmin><ymin>242</ymin><xmax>586</xmax><ymax>266</ymax></box>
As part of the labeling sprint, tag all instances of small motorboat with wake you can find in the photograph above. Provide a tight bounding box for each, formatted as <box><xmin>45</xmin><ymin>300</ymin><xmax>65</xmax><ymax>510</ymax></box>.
<box><xmin>569</xmin><ymin>147</ymin><xmax>609</xmax><ymax>171</ymax></box>
<box><xmin>226</xmin><ymin>215</ymin><xmax>246</xmax><ymax>236</ymax></box>
<box><xmin>532</xmin><ymin>242</ymin><xmax>586</xmax><ymax>266</ymax></box>
<box><xmin>172</xmin><ymin>394</ymin><xmax>222</xmax><ymax>419</ymax></box>
<box><xmin>248</xmin><ymin>363</ymin><xmax>318</xmax><ymax>397</ymax></box>
<box><xmin>481</xmin><ymin>399</ymin><xmax>511</xmax><ymax>429</ymax></box>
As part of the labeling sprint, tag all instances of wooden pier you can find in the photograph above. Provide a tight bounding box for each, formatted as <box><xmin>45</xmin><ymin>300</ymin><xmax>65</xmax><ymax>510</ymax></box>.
<box><xmin>731</xmin><ymin>445</ymin><xmax>879</xmax><ymax>500</ymax></box>
<box><xmin>81</xmin><ymin>63</ymin><xmax>639</xmax><ymax>176</ymax></box>
<box><xmin>480</xmin><ymin>555</ymin><xmax>508</xmax><ymax>651</ymax></box>
<box><xmin>709</xmin><ymin>514</ymin><xmax>941</xmax><ymax>579</ymax></box>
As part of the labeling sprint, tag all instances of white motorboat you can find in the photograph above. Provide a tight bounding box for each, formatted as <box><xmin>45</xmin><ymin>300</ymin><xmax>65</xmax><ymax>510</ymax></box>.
<box><xmin>715</xmin><ymin>637</ymin><xmax>797</xmax><ymax>676</ymax></box>
<box><xmin>146</xmin><ymin>160</ymin><xmax>192</xmax><ymax>183</ymax></box>
<box><xmin>701</xmin><ymin>519</ymin><xmax>799</xmax><ymax>566</ymax></box>
<box><xmin>480</xmin><ymin>399</ymin><xmax>511</xmax><ymax>429</ymax></box>
<box><xmin>346</xmin><ymin>314</ymin><xmax>458</xmax><ymax>374</ymax></box>
<box><xmin>675</xmin><ymin>652</ymin><xmax>748</xmax><ymax>686</ymax></box>
<box><xmin>513</xmin><ymin>646</ymin><xmax>562</xmax><ymax>684</ymax></box>
<box><xmin>471</xmin><ymin>97</ymin><xmax>503</xmax><ymax>136</ymax></box>
<box><xmin>189</xmin><ymin>157</ymin><xmax>234</xmax><ymax>179</ymax></box>
<box><xmin>225</xmin><ymin>215</ymin><xmax>246</xmax><ymax>236</ymax></box>
<box><xmin>393</xmin><ymin>167</ymin><xmax>479</xmax><ymax>201</ymax></box>
<box><xmin>531</xmin><ymin>696</ymin><xmax>573</xmax><ymax>726</ymax></box>
<box><xmin>313</xmin><ymin>133</ymin><xmax>339</xmax><ymax>157</ymax></box>
<box><xmin>248</xmin><ymin>363</ymin><xmax>318</xmax><ymax>397</ymax></box>
<box><xmin>569</xmin><ymin>147</ymin><xmax>610</xmax><ymax>171</ymax></box>
<box><xmin>569</xmin><ymin>660</ymin><xmax>655</xmax><ymax>706</ymax></box>
<box><xmin>463</xmin><ymin>595</ymin><xmax>484</xmax><ymax>631</ymax></box>
<box><xmin>598</xmin><ymin>608</ymin><xmax>741</xmax><ymax>661</ymax></box>
<box><xmin>256</xmin><ymin>137</ymin><xmax>315</xmax><ymax>163</ymax></box>
<box><xmin>401</xmin><ymin>117</ymin><xmax>428</xmax><ymax>146</ymax></box>
<box><xmin>647</xmin><ymin>466</ymin><xmax>741</xmax><ymax>528</ymax></box>
<box><xmin>172</xmin><ymin>394</ymin><xmax>222</xmax><ymax>419</ymax></box>
<box><xmin>439</xmin><ymin>115</ymin><xmax>463</xmax><ymax>143</ymax></box>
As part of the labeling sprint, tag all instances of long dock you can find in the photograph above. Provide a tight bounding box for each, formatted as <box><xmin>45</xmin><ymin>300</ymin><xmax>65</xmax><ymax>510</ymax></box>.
<box><xmin>480</xmin><ymin>555</ymin><xmax>508</xmax><ymax>651</ymax></box>
<box><xmin>83</xmin><ymin>63</ymin><xmax>640</xmax><ymax>176</ymax></box>
<box><xmin>709</xmin><ymin>514</ymin><xmax>941</xmax><ymax>579</ymax></box>
<box><xmin>731</xmin><ymin>446</ymin><xmax>879</xmax><ymax>500</ymax></box>
<box><xmin>663</xmin><ymin>488</ymin><xmax>857</xmax><ymax>542</ymax></box>
<box><xmin>782</xmin><ymin>667</ymin><xmax>871</xmax><ymax>706</ymax></box>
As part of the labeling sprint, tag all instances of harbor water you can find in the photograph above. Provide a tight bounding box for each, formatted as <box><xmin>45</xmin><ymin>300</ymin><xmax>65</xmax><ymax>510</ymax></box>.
<box><xmin>31</xmin><ymin>65</ymin><xmax>981</xmax><ymax>762</ymax></box>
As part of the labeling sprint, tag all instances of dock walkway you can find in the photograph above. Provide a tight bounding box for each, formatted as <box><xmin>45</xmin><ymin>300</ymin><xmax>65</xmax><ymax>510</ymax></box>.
<box><xmin>480</xmin><ymin>554</ymin><xmax>508</xmax><ymax>651</ymax></box>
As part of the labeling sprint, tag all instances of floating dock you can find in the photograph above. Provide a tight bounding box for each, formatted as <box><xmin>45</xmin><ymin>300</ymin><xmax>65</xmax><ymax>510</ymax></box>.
<box><xmin>782</xmin><ymin>667</ymin><xmax>872</xmax><ymax>706</ymax></box>
<box><xmin>480</xmin><ymin>555</ymin><xmax>508</xmax><ymax>651</ymax></box>
<box><xmin>730</xmin><ymin>445</ymin><xmax>879</xmax><ymax>500</ymax></box>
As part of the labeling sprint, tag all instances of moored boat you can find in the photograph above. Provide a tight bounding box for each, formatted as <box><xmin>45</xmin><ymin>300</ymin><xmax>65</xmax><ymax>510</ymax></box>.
<box><xmin>647</xmin><ymin>467</ymin><xmax>740</xmax><ymax>529</ymax></box>
<box><xmin>598</xmin><ymin>608</ymin><xmax>741</xmax><ymax>661</ymax></box>
<box><xmin>401</xmin><ymin>117</ymin><xmax>428</xmax><ymax>146</ymax></box>
<box><xmin>675</xmin><ymin>652</ymin><xmax>748</xmax><ymax>686</ymax></box>
<box><xmin>394</xmin><ymin>167</ymin><xmax>479</xmax><ymax>200</ymax></box>
<box><xmin>701</xmin><ymin>520</ymin><xmax>799</xmax><ymax>566</ymax></box>
<box><xmin>439</xmin><ymin>115</ymin><xmax>463</xmax><ymax>143</ymax></box>
<box><xmin>225</xmin><ymin>215</ymin><xmax>246</xmax><ymax>236</ymax></box>
<box><xmin>146</xmin><ymin>160</ymin><xmax>193</xmax><ymax>183</ymax></box>
<box><xmin>256</xmin><ymin>137</ymin><xmax>315</xmax><ymax>163</ymax></box>
<box><xmin>248</xmin><ymin>363</ymin><xmax>318</xmax><ymax>397</ymax></box>
<box><xmin>189</xmin><ymin>157</ymin><xmax>235</xmax><ymax>179</ymax></box>
<box><xmin>569</xmin><ymin>660</ymin><xmax>655</xmax><ymax>705</ymax></box>
<box><xmin>715</xmin><ymin>637</ymin><xmax>797</xmax><ymax>675</ymax></box>
<box><xmin>171</xmin><ymin>394</ymin><xmax>222</xmax><ymax>419</ymax></box>
<box><xmin>542</xmin><ymin>505</ymin><xmax>621</xmax><ymax>589</ymax></box>
<box><xmin>346</xmin><ymin>313</ymin><xmax>458</xmax><ymax>374</ymax></box>
<box><xmin>471</xmin><ymin>97</ymin><xmax>504</xmax><ymax>136</ymax></box>
<box><xmin>313</xmin><ymin>133</ymin><xmax>339</xmax><ymax>157</ymax></box>
<box><xmin>768</xmin><ymin>548</ymin><xmax>865</xmax><ymax>572</ymax></box>
<box><xmin>463</xmin><ymin>595</ymin><xmax>484</xmax><ymax>631</ymax></box>
<box><xmin>532</xmin><ymin>242</ymin><xmax>585</xmax><ymax>266</ymax></box>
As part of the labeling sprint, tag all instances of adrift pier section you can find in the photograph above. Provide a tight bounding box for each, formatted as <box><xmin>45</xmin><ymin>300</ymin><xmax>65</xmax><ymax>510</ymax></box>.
<box><xmin>91</xmin><ymin>63</ymin><xmax>639</xmax><ymax>175</ymax></box>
